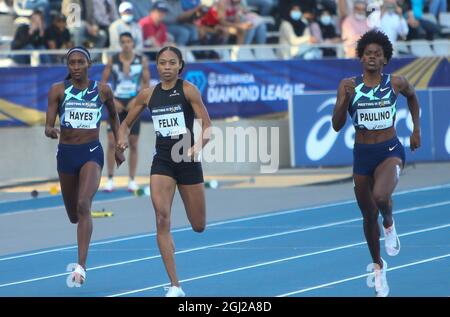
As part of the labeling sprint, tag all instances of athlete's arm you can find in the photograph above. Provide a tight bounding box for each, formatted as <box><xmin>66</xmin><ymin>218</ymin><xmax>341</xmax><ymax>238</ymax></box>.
<box><xmin>117</xmin><ymin>87</ymin><xmax>153</xmax><ymax>152</ymax></box>
<box><xmin>100</xmin><ymin>56</ymin><xmax>113</xmax><ymax>84</ymax></box>
<box><xmin>45</xmin><ymin>83</ymin><xmax>62</xmax><ymax>139</ymax></box>
<box><xmin>100</xmin><ymin>82</ymin><xmax>125</xmax><ymax>166</ymax></box>
<box><xmin>332</xmin><ymin>77</ymin><xmax>355</xmax><ymax>132</ymax></box>
<box><xmin>141</xmin><ymin>55</ymin><xmax>150</xmax><ymax>88</ymax></box>
<box><xmin>392</xmin><ymin>75</ymin><xmax>421</xmax><ymax>151</ymax></box>
<box><xmin>184</xmin><ymin>81</ymin><xmax>212</xmax><ymax>157</ymax></box>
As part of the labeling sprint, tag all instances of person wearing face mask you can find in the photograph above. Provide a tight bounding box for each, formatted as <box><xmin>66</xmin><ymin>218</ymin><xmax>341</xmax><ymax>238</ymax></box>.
<box><xmin>380</xmin><ymin>0</ymin><xmax>408</xmax><ymax>45</ymax></box>
<box><xmin>279</xmin><ymin>4</ymin><xmax>314</xmax><ymax>59</ymax></box>
<box><xmin>318</xmin><ymin>9</ymin><xmax>341</xmax><ymax>57</ymax></box>
<box><xmin>109</xmin><ymin>2</ymin><xmax>144</xmax><ymax>51</ymax></box>
<box><xmin>341</xmin><ymin>0</ymin><xmax>371</xmax><ymax>58</ymax></box>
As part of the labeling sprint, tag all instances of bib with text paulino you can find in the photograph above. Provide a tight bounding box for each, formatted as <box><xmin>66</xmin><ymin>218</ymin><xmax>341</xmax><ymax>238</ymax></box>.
<box><xmin>63</xmin><ymin>100</ymin><xmax>102</xmax><ymax>129</ymax></box>
<box><xmin>355</xmin><ymin>100</ymin><xmax>394</xmax><ymax>130</ymax></box>
<box><xmin>152</xmin><ymin>104</ymin><xmax>187</xmax><ymax>137</ymax></box>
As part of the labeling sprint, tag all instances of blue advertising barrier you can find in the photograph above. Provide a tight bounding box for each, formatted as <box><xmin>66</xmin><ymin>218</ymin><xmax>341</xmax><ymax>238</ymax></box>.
<box><xmin>1</xmin><ymin>57</ymin><xmax>449</xmax><ymax>127</ymax></box>
<box><xmin>289</xmin><ymin>89</ymin><xmax>450</xmax><ymax>167</ymax></box>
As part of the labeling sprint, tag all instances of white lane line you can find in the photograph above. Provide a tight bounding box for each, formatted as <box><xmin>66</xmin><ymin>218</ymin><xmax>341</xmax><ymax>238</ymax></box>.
<box><xmin>1</xmin><ymin>182</ymin><xmax>449</xmax><ymax>261</ymax></box>
<box><xmin>276</xmin><ymin>253</ymin><xmax>450</xmax><ymax>297</ymax></box>
<box><xmin>104</xmin><ymin>224</ymin><xmax>450</xmax><ymax>297</ymax></box>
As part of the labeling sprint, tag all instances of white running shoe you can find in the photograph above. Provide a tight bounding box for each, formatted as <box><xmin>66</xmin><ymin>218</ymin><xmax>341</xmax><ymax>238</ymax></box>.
<box><xmin>71</xmin><ymin>264</ymin><xmax>86</xmax><ymax>287</ymax></box>
<box><xmin>383</xmin><ymin>220</ymin><xmax>401</xmax><ymax>256</ymax></box>
<box><xmin>103</xmin><ymin>178</ymin><xmax>114</xmax><ymax>192</ymax></box>
<box><xmin>128</xmin><ymin>180</ymin><xmax>139</xmax><ymax>192</ymax></box>
<box><xmin>374</xmin><ymin>258</ymin><xmax>389</xmax><ymax>297</ymax></box>
<box><xmin>165</xmin><ymin>286</ymin><xmax>186</xmax><ymax>297</ymax></box>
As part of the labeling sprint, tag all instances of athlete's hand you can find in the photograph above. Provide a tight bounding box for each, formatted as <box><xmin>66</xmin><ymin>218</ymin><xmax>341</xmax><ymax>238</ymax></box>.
<box><xmin>343</xmin><ymin>78</ymin><xmax>356</xmax><ymax>99</ymax></box>
<box><xmin>45</xmin><ymin>127</ymin><xmax>60</xmax><ymax>139</ymax></box>
<box><xmin>187</xmin><ymin>145</ymin><xmax>201</xmax><ymax>162</ymax></box>
<box><xmin>410</xmin><ymin>130</ymin><xmax>421</xmax><ymax>151</ymax></box>
<box><xmin>115</xmin><ymin>150</ymin><xmax>125</xmax><ymax>167</ymax></box>
<box><xmin>116</xmin><ymin>139</ymin><xmax>128</xmax><ymax>153</ymax></box>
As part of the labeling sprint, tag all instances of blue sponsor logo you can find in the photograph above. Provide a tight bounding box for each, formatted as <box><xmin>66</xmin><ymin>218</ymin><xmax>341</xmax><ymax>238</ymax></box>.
<box><xmin>185</xmin><ymin>71</ymin><xmax>207</xmax><ymax>94</ymax></box>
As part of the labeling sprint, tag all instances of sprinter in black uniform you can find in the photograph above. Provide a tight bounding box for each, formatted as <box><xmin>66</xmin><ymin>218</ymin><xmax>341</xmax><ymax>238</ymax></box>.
<box><xmin>101</xmin><ymin>32</ymin><xmax>150</xmax><ymax>192</ymax></box>
<box><xmin>45</xmin><ymin>46</ymin><xmax>125</xmax><ymax>286</ymax></box>
<box><xmin>332</xmin><ymin>30</ymin><xmax>421</xmax><ymax>297</ymax></box>
<box><xmin>117</xmin><ymin>46</ymin><xmax>212</xmax><ymax>297</ymax></box>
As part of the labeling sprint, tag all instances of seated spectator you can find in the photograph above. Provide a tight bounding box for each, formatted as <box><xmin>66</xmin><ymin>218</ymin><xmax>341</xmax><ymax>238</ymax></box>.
<box><xmin>245</xmin><ymin>0</ymin><xmax>276</xmax><ymax>16</ymax></box>
<box><xmin>380</xmin><ymin>0</ymin><xmax>408</xmax><ymax>44</ymax></box>
<box><xmin>165</xmin><ymin>0</ymin><xmax>201</xmax><ymax>46</ymax></box>
<box><xmin>109</xmin><ymin>1</ymin><xmax>143</xmax><ymax>51</ymax></box>
<box><xmin>279</xmin><ymin>3</ymin><xmax>317</xmax><ymax>59</ymax></box>
<box><xmin>14</xmin><ymin>0</ymin><xmax>51</xmax><ymax>25</ymax></box>
<box><xmin>44</xmin><ymin>13</ymin><xmax>73</xmax><ymax>63</ymax></box>
<box><xmin>127</xmin><ymin>0</ymin><xmax>152</xmax><ymax>22</ymax></box>
<box><xmin>197</xmin><ymin>2</ymin><xmax>229</xmax><ymax>45</ymax></box>
<box><xmin>139</xmin><ymin>1</ymin><xmax>173</xmax><ymax>53</ymax></box>
<box><xmin>89</xmin><ymin>0</ymin><xmax>119</xmax><ymax>45</ymax></box>
<box><xmin>401</xmin><ymin>0</ymin><xmax>441</xmax><ymax>40</ymax></box>
<box><xmin>11</xmin><ymin>9</ymin><xmax>50</xmax><ymax>64</ymax></box>
<box><xmin>429</xmin><ymin>0</ymin><xmax>447</xmax><ymax>21</ymax></box>
<box><xmin>62</xmin><ymin>0</ymin><xmax>107</xmax><ymax>50</ymax></box>
<box><xmin>217</xmin><ymin>0</ymin><xmax>267</xmax><ymax>45</ymax></box>
<box><xmin>317</xmin><ymin>8</ymin><xmax>341</xmax><ymax>57</ymax></box>
<box><xmin>302</xmin><ymin>7</ymin><xmax>324</xmax><ymax>58</ymax></box>
<box><xmin>341</xmin><ymin>0</ymin><xmax>371</xmax><ymax>58</ymax></box>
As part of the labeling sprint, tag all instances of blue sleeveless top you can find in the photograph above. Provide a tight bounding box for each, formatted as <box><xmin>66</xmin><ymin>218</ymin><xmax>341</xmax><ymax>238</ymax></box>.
<box><xmin>111</xmin><ymin>53</ymin><xmax>144</xmax><ymax>99</ymax></box>
<box><xmin>59</xmin><ymin>80</ymin><xmax>103</xmax><ymax>129</ymax></box>
<box><xmin>349</xmin><ymin>73</ymin><xmax>398</xmax><ymax>130</ymax></box>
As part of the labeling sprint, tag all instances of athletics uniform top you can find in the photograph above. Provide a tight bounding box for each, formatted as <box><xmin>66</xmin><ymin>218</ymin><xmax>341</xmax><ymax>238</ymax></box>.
<box><xmin>111</xmin><ymin>53</ymin><xmax>144</xmax><ymax>99</ymax></box>
<box><xmin>148</xmin><ymin>79</ymin><xmax>195</xmax><ymax>152</ymax></box>
<box><xmin>349</xmin><ymin>73</ymin><xmax>398</xmax><ymax>131</ymax></box>
<box><xmin>59</xmin><ymin>80</ymin><xmax>103</xmax><ymax>129</ymax></box>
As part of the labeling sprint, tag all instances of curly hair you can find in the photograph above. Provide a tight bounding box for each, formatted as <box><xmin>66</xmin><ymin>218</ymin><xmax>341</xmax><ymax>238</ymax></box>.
<box><xmin>356</xmin><ymin>30</ymin><xmax>393</xmax><ymax>62</ymax></box>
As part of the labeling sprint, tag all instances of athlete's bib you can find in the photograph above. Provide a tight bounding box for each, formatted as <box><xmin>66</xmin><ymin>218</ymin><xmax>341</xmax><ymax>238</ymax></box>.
<box><xmin>152</xmin><ymin>104</ymin><xmax>187</xmax><ymax>137</ymax></box>
<box><xmin>63</xmin><ymin>101</ymin><xmax>102</xmax><ymax>129</ymax></box>
<box><xmin>355</xmin><ymin>103</ymin><xmax>394</xmax><ymax>130</ymax></box>
<box><xmin>114</xmin><ymin>80</ymin><xmax>137</xmax><ymax>98</ymax></box>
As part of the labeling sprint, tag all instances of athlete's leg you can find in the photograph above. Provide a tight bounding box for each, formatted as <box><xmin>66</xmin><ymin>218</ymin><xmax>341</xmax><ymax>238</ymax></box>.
<box><xmin>150</xmin><ymin>174</ymin><xmax>178</xmax><ymax>286</ymax></box>
<box><xmin>106</xmin><ymin>99</ymin><xmax>126</xmax><ymax>180</ymax></box>
<box><xmin>178</xmin><ymin>183</ymin><xmax>206</xmax><ymax>233</ymax></box>
<box><xmin>76</xmin><ymin>161</ymin><xmax>102</xmax><ymax>269</ymax></box>
<box><xmin>372</xmin><ymin>157</ymin><xmax>402</xmax><ymax>228</ymax></box>
<box><xmin>354</xmin><ymin>174</ymin><xmax>383</xmax><ymax>267</ymax></box>
<box><xmin>58</xmin><ymin>172</ymin><xmax>79</xmax><ymax>224</ymax></box>
<box><xmin>106</xmin><ymin>131</ymin><xmax>116</xmax><ymax>179</ymax></box>
<box><xmin>128</xmin><ymin>134</ymin><xmax>139</xmax><ymax>180</ymax></box>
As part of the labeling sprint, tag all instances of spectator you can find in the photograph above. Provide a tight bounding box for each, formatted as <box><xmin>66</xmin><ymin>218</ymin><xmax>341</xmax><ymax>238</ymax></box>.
<box><xmin>62</xmin><ymin>0</ymin><xmax>107</xmax><ymax>49</ymax></box>
<box><xmin>44</xmin><ymin>13</ymin><xmax>73</xmax><ymax>63</ymax></box>
<box><xmin>90</xmin><ymin>0</ymin><xmax>119</xmax><ymax>45</ymax></box>
<box><xmin>14</xmin><ymin>0</ymin><xmax>51</xmax><ymax>25</ymax></box>
<box><xmin>403</xmin><ymin>0</ymin><xmax>441</xmax><ymax>40</ymax></box>
<box><xmin>139</xmin><ymin>1</ymin><xmax>172</xmax><ymax>50</ymax></box>
<box><xmin>197</xmin><ymin>2</ymin><xmax>229</xmax><ymax>45</ymax></box>
<box><xmin>11</xmin><ymin>9</ymin><xmax>50</xmax><ymax>64</ymax></box>
<box><xmin>127</xmin><ymin>0</ymin><xmax>152</xmax><ymax>22</ymax></box>
<box><xmin>341</xmin><ymin>0</ymin><xmax>371</xmax><ymax>58</ymax></box>
<box><xmin>318</xmin><ymin>8</ymin><xmax>341</xmax><ymax>57</ymax></box>
<box><xmin>217</xmin><ymin>0</ymin><xmax>267</xmax><ymax>44</ymax></box>
<box><xmin>164</xmin><ymin>0</ymin><xmax>201</xmax><ymax>46</ymax></box>
<box><xmin>380</xmin><ymin>0</ymin><xmax>408</xmax><ymax>44</ymax></box>
<box><xmin>429</xmin><ymin>0</ymin><xmax>447</xmax><ymax>21</ymax></box>
<box><xmin>109</xmin><ymin>1</ymin><xmax>143</xmax><ymax>51</ymax></box>
<box><xmin>279</xmin><ymin>3</ymin><xmax>315</xmax><ymax>59</ymax></box>
<box><xmin>245</xmin><ymin>0</ymin><xmax>276</xmax><ymax>16</ymax></box>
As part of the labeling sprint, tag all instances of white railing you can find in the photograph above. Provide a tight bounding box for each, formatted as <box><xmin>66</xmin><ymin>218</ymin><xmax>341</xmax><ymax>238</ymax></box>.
<box><xmin>0</xmin><ymin>40</ymin><xmax>448</xmax><ymax>66</ymax></box>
